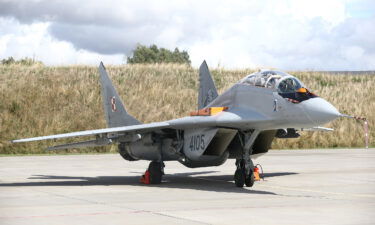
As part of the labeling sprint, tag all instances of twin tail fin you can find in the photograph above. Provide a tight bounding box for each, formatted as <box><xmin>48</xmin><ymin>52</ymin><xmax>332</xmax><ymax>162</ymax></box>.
<box><xmin>198</xmin><ymin>60</ymin><xmax>218</xmax><ymax>109</ymax></box>
<box><xmin>99</xmin><ymin>62</ymin><xmax>141</xmax><ymax>128</ymax></box>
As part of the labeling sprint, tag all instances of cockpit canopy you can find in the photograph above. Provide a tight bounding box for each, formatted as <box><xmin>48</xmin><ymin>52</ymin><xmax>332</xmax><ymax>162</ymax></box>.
<box><xmin>239</xmin><ymin>70</ymin><xmax>317</xmax><ymax>103</ymax></box>
<box><xmin>240</xmin><ymin>70</ymin><xmax>303</xmax><ymax>90</ymax></box>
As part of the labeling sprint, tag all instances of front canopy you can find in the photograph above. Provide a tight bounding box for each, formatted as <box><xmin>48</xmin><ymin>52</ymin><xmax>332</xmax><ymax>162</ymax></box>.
<box><xmin>240</xmin><ymin>70</ymin><xmax>317</xmax><ymax>103</ymax></box>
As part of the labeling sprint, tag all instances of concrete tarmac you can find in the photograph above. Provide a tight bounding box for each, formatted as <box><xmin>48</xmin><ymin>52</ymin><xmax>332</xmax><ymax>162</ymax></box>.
<box><xmin>0</xmin><ymin>149</ymin><xmax>374</xmax><ymax>225</ymax></box>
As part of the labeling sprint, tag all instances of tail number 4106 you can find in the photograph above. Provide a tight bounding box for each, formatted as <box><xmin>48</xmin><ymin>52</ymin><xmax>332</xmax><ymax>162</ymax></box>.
<box><xmin>189</xmin><ymin>134</ymin><xmax>205</xmax><ymax>151</ymax></box>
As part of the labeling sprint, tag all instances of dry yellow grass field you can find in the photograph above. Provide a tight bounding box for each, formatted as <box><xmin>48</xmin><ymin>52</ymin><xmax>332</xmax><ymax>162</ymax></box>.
<box><xmin>0</xmin><ymin>64</ymin><xmax>373</xmax><ymax>154</ymax></box>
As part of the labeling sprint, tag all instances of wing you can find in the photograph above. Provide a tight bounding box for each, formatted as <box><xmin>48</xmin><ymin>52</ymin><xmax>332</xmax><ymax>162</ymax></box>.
<box><xmin>12</xmin><ymin>111</ymin><xmax>268</xmax><ymax>140</ymax></box>
<box><xmin>12</xmin><ymin>122</ymin><xmax>170</xmax><ymax>143</ymax></box>
<box><xmin>12</xmin><ymin>108</ymin><xmax>269</xmax><ymax>151</ymax></box>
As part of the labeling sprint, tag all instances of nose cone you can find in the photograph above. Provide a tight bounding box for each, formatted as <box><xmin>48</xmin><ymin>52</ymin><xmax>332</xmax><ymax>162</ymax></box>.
<box><xmin>303</xmin><ymin>98</ymin><xmax>340</xmax><ymax>125</ymax></box>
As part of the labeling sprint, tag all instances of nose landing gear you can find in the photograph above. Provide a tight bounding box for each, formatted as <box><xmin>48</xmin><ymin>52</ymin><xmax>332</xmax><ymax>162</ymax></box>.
<box><xmin>234</xmin><ymin>130</ymin><xmax>259</xmax><ymax>188</ymax></box>
<box><xmin>234</xmin><ymin>159</ymin><xmax>255</xmax><ymax>187</ymax></box>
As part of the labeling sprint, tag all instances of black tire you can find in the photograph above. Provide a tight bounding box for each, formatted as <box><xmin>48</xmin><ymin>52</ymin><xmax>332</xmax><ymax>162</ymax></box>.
<box><xmin>245</xmin><ymin>171</ymin><xmax>255</xmax><ymax>187</ymax></box>
<box><xmin>234</xmin><ymin>168</ymin><xmax>245</xmax><ymax>187</ymax></box>
<box><xmin>148</xmin><ymin>161</ymin><xmax>163</xmax><ymax>184</ymax></box>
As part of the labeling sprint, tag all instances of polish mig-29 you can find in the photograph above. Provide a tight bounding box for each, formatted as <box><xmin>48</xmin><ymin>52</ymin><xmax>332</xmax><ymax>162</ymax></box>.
<box><xmin>12</xmin><ymin>61</ymin><xmax>343</xmax><ymax>187</ymax></box>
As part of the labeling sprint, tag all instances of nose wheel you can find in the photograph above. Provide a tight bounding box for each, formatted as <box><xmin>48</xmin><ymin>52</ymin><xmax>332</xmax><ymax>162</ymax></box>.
<box><xmin>234</xmin><ymin>167</ymin><xmax>245</xmax><ymax>187</ymax></box>
<box><xmin>234</xmin><ymin>159</ymin><xmax>255</xmax><ymax>187</ymax></box>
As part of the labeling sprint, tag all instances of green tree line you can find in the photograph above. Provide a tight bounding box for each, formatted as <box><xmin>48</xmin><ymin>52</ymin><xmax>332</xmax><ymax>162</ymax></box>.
<box><xmin>1</xmin><ymin>45</ymin><xmax>191</xmax><ymax>66</ymax></box>
<box><xmin>1</xmin><ymin>57</ymin><xmax>44</xmax><ymax>66</ymax></box>
<box><xmin>127</xmin><ymin>44</ymin><xmax>191</xmax><ymax>65</ymax></box>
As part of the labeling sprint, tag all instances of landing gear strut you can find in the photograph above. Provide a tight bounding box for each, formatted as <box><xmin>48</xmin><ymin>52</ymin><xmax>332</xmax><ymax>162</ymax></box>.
<box><xmin>234</xmin><ymin>130</ymin><xmax>259</xmax><ymax>188</ymax></box>
<box><xmin>141</xmin><ymin>161</ymin><xmax>164</xmax><ymax>184</ymax></box>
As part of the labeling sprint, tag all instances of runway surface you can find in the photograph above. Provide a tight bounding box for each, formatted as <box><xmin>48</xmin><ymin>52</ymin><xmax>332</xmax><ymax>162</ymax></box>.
<box><xmin>1</xmin><ymin>149</ymin><xmax>374</xmax><ymax>225</ymax></box>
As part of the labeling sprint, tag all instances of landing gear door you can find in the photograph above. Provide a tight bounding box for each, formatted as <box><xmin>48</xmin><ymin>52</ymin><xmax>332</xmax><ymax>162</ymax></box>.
<box><xmin>183</xmin><ymin>128</ymin><xmax>218</xmax><ymax>161</ymax></box>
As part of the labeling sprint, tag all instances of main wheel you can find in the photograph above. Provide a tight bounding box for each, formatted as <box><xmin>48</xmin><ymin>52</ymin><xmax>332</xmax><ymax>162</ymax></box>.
<box><xmin>148</xmin><ymin>161</ymin><xmax>163</xmax><ymax>184</ymax></box>
<box><xmin>234</xmin><ymin>168</ymin><xmax>245</xmax><ymax>187</ymax></box>
<box><xmin>245</xmin><ymin>171</ymin><xmax>255</xmax><ymax>187</ymax></box>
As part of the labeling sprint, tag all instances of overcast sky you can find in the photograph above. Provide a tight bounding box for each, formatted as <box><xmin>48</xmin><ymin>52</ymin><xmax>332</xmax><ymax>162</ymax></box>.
<box><xmin>0</xmin><ymin>0</ymin><xmax>374</xmax><ymax>70</ymax></box>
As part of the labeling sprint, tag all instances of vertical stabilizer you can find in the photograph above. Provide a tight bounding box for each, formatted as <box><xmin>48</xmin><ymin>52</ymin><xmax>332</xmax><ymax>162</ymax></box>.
<box><xmin>99</xmin><ymin>62</ymin><xmax>141</xmax><ymax>127</ymax></box>
<box><xmin>198</xmin><ymin>60</ymin><xmax>218</xmax><ymax>109</ymax></box>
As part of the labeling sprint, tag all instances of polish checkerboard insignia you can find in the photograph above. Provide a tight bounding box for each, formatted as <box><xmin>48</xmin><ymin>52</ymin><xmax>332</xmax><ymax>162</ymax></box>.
<box><xmin>110</xmin><ymin>96</ymin><xmax>117</xmax><ymax>112</ymax></box>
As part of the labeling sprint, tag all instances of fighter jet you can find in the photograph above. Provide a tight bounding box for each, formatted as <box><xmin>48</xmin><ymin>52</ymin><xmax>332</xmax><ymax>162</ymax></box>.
<box><xmin>12</xmin><ymin>61</ymin><xmax>342</xmax><ymax>187</ymax></box>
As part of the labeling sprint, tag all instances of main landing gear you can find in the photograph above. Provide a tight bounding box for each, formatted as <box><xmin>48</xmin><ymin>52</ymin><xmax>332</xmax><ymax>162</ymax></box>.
<box><xmin>140</xmin><ymin>161</ymin><xmax>164</xmax><ymax>184</ymax></box>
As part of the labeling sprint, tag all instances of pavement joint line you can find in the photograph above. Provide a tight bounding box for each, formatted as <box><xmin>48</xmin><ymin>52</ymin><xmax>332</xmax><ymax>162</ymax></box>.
<box><xmin>0</xmin><ymin>210</ymin><xmax>211</xmax><ymax>225</ymax></box>
<box><xmin>147</xmin><ymin>211</ymin><xmax>212</xmax><ymax>225</ymax></box>
<box><xmin>31</xmin><ymin>188</ymin><xmax>121</xmax><ymax>207</ymax></box>
<box><xmin>189</xmin><ymin>176</ymin><xmax>372</xmax><ymax>200</ymax></box>
<box><xmin>0</xmin><ymin>211</ymin><xmax>125</xmax><ymax>219</ymax></box>
<box><xmin>190</xmin><ymin>177</ymin><xmax>337</xmax><ymax>200</ymax></box>
<box><xmin>29</xmin><ymin>188</ymin><xmax>210</xmax><ymax>225</ymax></box>
<box><xmin>138</xmin><ymin>203</ymin><xmax>324</xmax><ymax>213</ymax></box>
<box><xmin>256</xmin><ymin>183</ymin><xmax>375</xmax><ymax>198</ymax></box>
<box><xmin>188</xmin><ymin>173</ymin><xmax>375</xmax><ymax>199</ymax></box>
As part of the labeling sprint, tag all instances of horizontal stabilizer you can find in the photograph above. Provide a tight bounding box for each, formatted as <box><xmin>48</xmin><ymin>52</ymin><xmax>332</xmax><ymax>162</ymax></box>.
<box><xmin>47</xmin><ymin>138</ymin><xmax>112</xmax><ymax>150</ymax></box>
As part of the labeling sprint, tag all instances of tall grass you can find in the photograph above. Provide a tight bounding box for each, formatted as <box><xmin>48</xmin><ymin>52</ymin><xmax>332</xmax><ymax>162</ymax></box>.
<box><xmin>0</xmin><ymin>64</ymin><xmax>373</xmax><ymax>154</ymax></box>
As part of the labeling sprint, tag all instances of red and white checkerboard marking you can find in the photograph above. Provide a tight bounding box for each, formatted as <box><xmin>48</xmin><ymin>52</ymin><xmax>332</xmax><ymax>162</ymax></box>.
<box><xmin>110</xmin><ymin>96</ymin><xmax>117</xmax><ymax>112</ymax></box>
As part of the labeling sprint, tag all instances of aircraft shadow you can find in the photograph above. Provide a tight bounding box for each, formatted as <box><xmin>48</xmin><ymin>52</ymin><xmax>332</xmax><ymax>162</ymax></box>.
<box><xmin>0</xmin><ymin>171</ymin><xmax>297</xmax><ymax>195</ymax></box>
